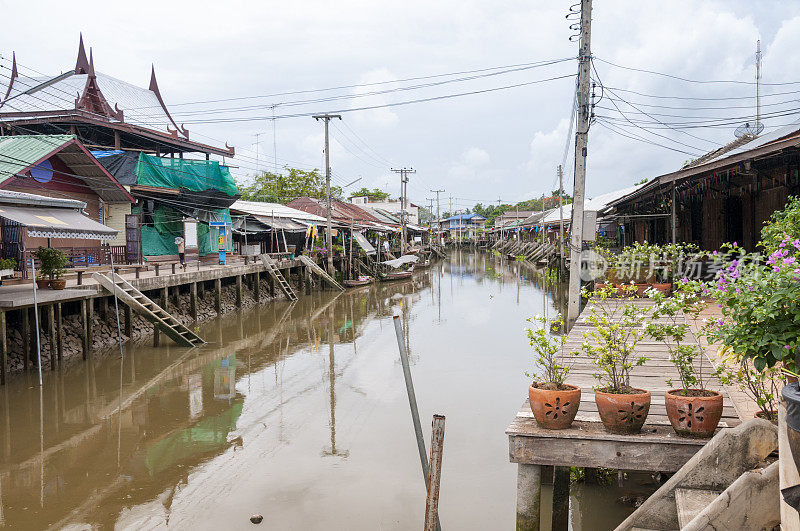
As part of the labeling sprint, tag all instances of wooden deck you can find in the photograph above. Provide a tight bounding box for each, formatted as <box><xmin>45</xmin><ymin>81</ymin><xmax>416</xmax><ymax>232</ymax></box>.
<box><xmin>507</xmin><ymin>298</ymin><xmax>744</xmax><ymax>528</ymax></box>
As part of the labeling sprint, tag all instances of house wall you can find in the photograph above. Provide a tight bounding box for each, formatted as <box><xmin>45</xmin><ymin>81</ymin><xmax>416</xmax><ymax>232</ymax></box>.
<box><xmin>103</xmin><ymin>202</ymin><xmax>131</xmax><ymax>246</ymax></box>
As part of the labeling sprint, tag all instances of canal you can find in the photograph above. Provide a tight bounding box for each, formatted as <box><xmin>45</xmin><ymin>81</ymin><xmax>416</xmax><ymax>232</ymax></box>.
<box><xmin>0</xmin><ymin>251</ymin><xmax>654</xmax><ymax>530</ymax></box>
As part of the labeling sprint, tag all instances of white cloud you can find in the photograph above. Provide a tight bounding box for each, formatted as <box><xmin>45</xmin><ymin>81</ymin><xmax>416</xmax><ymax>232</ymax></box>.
<box><xmin>350</xmin><ymin>67</ymin><xmax>400</xmax><ymax>128</ymax></box>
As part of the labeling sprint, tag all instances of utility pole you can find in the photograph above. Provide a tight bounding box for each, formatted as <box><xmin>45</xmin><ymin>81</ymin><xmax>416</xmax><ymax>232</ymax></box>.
<box><xmin>557</xmin><ymin>165</ymin><xmax>565</xmax><ymax>278</ymax></box>
<box><xmin>391</xmin><ymin>167</ymin><xmax>415</xmax><ymax>254</ymax></box>
<box><xmin>567</xmin><ymin>0</ymin><xmax>592</xmax><ymax>325</ymax></box>
<box><xmin>313</xmin><ymin>113</ymin><xmax>342</xmax><ymax>275</ymax></box>
<box><xmin>430</xmin><ymin>189</ymin><xmax>444</xmax><ymax>248</ymax></box>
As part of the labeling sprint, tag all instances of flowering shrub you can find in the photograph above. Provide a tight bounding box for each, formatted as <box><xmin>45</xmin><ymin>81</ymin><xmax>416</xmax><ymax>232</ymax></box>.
<box><xmin>710</xmin><ymin>199</ymin><xmax>800</xmax><ymax>371</ymax></box>
<box><xmin>608</xmin><ymin>241</ymin><xmax>702</xmax><ymax>284</ymax></box>
<box><xmin>524</xmin><ymin>315</ymin><xmax>572</xmax><ymax>387</ymax></box>
<box><xmin>576</xmin><ymin>284</ymin><xmax>650</xmax><ymax>393</ymax></box>
<box><xmin>646</xmin><ymin>279</ymin><xmax>710</xmax><ymax>393</ymax></box>
<box><xmin>717</xmin><ymin>348</ymin><xmax>781</xmax><ymax>421</ymax></box>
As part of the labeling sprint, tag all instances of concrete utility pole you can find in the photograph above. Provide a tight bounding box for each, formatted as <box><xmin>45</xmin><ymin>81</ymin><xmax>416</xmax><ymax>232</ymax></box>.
<box><xmin>567</xmin><ymin>0</ymin><xmax>592</xmax><ymax>325</ymax></box>
<box><xmin>391</xmin><ymin>167</ymin><xmax>415</xmax><ymax>254</ymax></box>
<box><xmin>430</xmin><ymin>189</ymin><xmax>444</xmax><ymax>247</ymax></box>
<box><xmin>313</xmin><ymin>113</ymin><xmax>342</xmax><ymax>275</ymax></box>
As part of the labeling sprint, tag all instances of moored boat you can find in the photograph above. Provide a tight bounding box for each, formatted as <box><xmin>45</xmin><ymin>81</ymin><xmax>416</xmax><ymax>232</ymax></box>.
<box><xmin>381</xmin><ymin>270</ymin><xmax>413</xmax><ymax>281</ymax></box>
<box><xmin>343</xmin><ymin>277</ymin><xmax>374</xmax><ymax>287</ymax></box>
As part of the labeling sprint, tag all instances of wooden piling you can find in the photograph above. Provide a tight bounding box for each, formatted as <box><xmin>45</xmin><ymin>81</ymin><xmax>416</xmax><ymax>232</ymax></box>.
<box><xmin>267</xmin><ymin>274</ymin><xmax>275</xmax><ymax>298</ymax></box>
<box><xmin>424</xmin><ymin>415</ymin><xmax>445</xmax><ymax>531</ymax></box>
<box><xmin>215</xmin><ymin>278</ymin><xmax>222</xmax><ymax>314</ymax></box>
<box><xmin>0</xmin><ymin>311</ymin><xmax>6</xmax><ymax>385</ymax></box>
<box><xmin>48</xmin><ymin>304</ymin><xmax>56</xmax><ymax>370</ymax></box>
<box><xmin>552</xmin><ymin>466</ymin><xmax>570</xmax><ymax>531</ymax></box>
<box><xmin>99</xmin><ymin>296</ymin><xmax>108</xmax><ymax>320</ymax></box>
<box><xmin>254</xmin><ymin>272</ymin><xmax>261</xmax><ymax>302</ymax></box>
<box><xmin>190</xmin><ymin>282</ymin><xmax>198</xmax><ymax>320</ymax></box>
<box><xmin>124</xmin><ymin>305</ymin><xmax>132</xmax><ymax>338</ymax></box>
<box><xmin>80</xmin><ymin>299</ymin><xmax>88</xmax><ymax>360</ymax></box>
<box><xmin>23</xmin><ymin>307</ymin><xmax>30</xmax><ymax>370</ymax></box>
<box><xmin>86</xmin><ymin>299</ymin><xmax>94</xmax><ymax>357</ymax></box>
<box><xmin>236</xmin><ymin>275</ymin><xmax>243</xmax><ymax>306</ymax></box>
<box><xmin>56</xmin><ymin>303</ymin><xmax>63</xmax><ymax>366</ymax></box>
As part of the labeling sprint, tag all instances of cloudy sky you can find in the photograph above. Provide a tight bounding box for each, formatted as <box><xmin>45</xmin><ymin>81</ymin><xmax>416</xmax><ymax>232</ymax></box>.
<box><xmin>3</xmin><ymin>0</ymin><xmax>800</xmax><ymax>211</ymax></box>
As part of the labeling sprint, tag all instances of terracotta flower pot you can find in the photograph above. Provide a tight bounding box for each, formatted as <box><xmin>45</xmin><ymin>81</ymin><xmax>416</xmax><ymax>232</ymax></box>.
<box><xmin>594</xmin><ymin>282</ymin><xmax>608</xmax><ymax>292</ymax></box>
<box><xmin>664</xmin><ymin>389</ymin><xmax>723</xmax><ymax>438</ymax></box>
<box><xmin>35</xmin><ymin>278</ymin><xmax>50</xmax><ymax>290</ymax></box>
<box><xmin>50</xmin><ymin>279</ymin><xmax>66</xmax><ymax>290</ymax></box>
<box><xmin>634</xmin><ymin>283</ymin><xmax>651</xmax><ymax>297</ymax></box>
<box><xmin>755</xmin><ymin>410</ymin><xmax>778</xmax><ymax>425</ymax></box>
<box><xmin>652</xmin><ymin>283</ymin><xmax>672</xmax><ymax>295</ymax></box>
<box><xmin>529</xmin><ymin>383</ymin><xmax>581</xmax><ymax>430</ymax></box>
<box><xmin>595</xmin><ymin>388</ymin><xmax>651</xmax><ymax>434</ymax></box>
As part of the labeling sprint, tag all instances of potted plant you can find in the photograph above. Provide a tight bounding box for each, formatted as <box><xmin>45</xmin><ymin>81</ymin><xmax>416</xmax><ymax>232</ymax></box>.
<box><xmin>610</xmin><ymin>242</ymin><xmax>661</xmax><ymax>296</ymax></box>
<box><xmin>717</xmin><ymin>349</ymin><xmax>782</xmax><ymax>424</ymax></box>
<box><xmin>647</xmin><ymin>279</ymin><xmax>723</xmax><ymax>437</ymax></box>
<box><xmin>34</xmin><ymin>247</ymin><xmax>68</xmax><ymax>289</ymax></box>
<box><xmin>525</xmin><ymin>315</ymin><xmax>580</xmax><ymax>429</ymax></box>
<box><xmin>0</xmin><ymin>257</ymin><xmax>15</xmax><ymax>277</ymax></box>
<box><xmin>576</xmin><ymin>284</ymin><xmax>651</xmax><ymax>434</ymax></box>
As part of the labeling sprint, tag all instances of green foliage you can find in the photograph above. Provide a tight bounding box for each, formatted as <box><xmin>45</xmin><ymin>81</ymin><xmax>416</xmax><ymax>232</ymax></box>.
<box><xmin>646</xmin><ymin>280</ymin><xmax>708</xmax><ymax>391</ymax></box>
<box><xmin>610</xmin><ymin>241</ymin><xmax>700</xmax><ymax>283</ymax></box>
<box><xmin>34</xmin><ymin>247</ymin><xmax>68</xmax><ymax>279</ymax></box>
<box><xmin>717</xmin><ymin>349</ymin><xmax>782</xmax><ymax>419</ymax></box>
<box><xmin>524</xmin><ymin>315</ymin><xmax>572</xmax><ymax>386</ymax></box>
<box><xmin>236</xmin><ymin>167</ymin><xmax>343</xmax><ymax>203</ymax></box>
<box><xmin>761</xmin><ymin>195</ymin><xmax>800</xmax><ymax>254</ymax></box>
<box><xmin>576</xmin><ymin>284</ymin><xmax>650</xmax><ymax>393</ymax></box>
<box><xmin>351</xmin><ymin>187</ymin><xmax>390</xmax><ymax>201</ymax></box>
<box><xmin>514</xmin><ymin>254</ymin><xmax>525</xmax><ymax>262</ymax></box>
<box><xmin>635</xmin><ymin>177</ymin><xmax>649</xmax><ymax>185</ymax></box>
<box><xmin>0</xmin><ymin>257</ymin><xmax>16</xmax><ymax>270</ymax></box>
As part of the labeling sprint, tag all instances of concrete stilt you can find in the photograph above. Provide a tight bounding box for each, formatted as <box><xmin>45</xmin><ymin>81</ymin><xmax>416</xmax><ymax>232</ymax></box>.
<box><xmin>190</xmin><ymin>282</ymin><xmax>198</xmax><ymax>320</ymax></box>
<box><xmin>56</xmin><ymin>303</ymin><xmax>63</xmax><ymax>366</ymax></box>
<box><xmin>236</xmin><ymin>275</ymin><xmax>242</xmax><ymax>307</ymax></box>
<box><xmin>254</xmin><ymin>272</ymin><xmax>261</xmax><ymax>302</ymax></box>
<box><xmin>48</xmin><ymin>304</ymin><xmax>56</xmax><ymax>370</ymax></box>
<box><xmin>80</xmin><ymin>299</ymin><xmax>88</xmax><ymax>360</ymax></box>
<box><xmin>0</xmin><ymin>311</ymin><xmax>6</xmax><ymax>385</ymax></box>
<box><xmin>517</xmin><ymin>463</ymin><xmax>542</xmax><ymax>531</ymax></box>
<box><xmin>215</xmin><ymin>278</ymin><xmax>222</xmax><ymax>314</ymax></box>
<box><xmin>86</xmin><ymin>299</ymin><xmax>94</xmax><ymax>357</ymax></box>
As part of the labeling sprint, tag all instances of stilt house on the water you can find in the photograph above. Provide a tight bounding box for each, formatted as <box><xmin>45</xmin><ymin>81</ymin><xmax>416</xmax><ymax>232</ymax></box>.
<box><xmin>229</xmin><ymin>200</ymin><xmax>327</xmax><ymax>255</ymax></box>
<box><xmin>0</xmin><ymin>35</ymin><xmax>238</xmax><ymax>265</ymax></box>
<box><xmin>605</xmin><ymin>122</ymin><xmax>800</xmax><ymax>250</ymax></box>
<box><xmin>0</xmin><ymin>134</ymin><xmax>134</xmax><ymax>269</ymax></box>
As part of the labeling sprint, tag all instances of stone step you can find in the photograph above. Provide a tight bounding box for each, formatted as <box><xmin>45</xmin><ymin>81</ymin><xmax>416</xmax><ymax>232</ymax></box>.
<box><xmin>675</xmin><ymin>487</ymin><xmax>721</xmax><ymax>528</ymax></box>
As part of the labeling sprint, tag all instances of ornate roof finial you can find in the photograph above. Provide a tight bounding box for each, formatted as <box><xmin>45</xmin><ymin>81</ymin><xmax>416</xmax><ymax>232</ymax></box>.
<box><xmin>148</xmin><ymin>64</ymin><xmax>158</xmax><ymax>92</ymax></box>
<box><xmin>148</xmin><ymin>64</ymin><xmax>190</xmax><ymax>139</ymax></box>
<box><xmin>75</xmin><ymin>33</ymin><xmax>91</xmax><ymax>75</ymax></box>
<box><xmin>88</xmin><ymin>47</ymin><xmax>95</xmax><ymax>77</ymax></box>
<box><xmin>0</xmin><ymin>52</ymin><xmax>18</xmax><ymax>108</ymax></box>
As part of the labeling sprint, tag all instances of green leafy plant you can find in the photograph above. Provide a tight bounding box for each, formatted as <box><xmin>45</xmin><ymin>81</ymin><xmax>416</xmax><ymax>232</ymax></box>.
<box><xmin>524</xmin><ymin>315</ymin><xmax>572</xmax><ymax>388</ymax></box>
<box><xmin>576</xmin><ymin>284</ymin><xmax>650</xmax><ymax>393</ymax></box>
<box><xmin>646</xmin><ymin>279</ymin><xmax>711</xmax><ymax>394</ymax></box>
<box><xmin>717</xmin><ymin>348</ymin><xmax>782</xmax><ymax>421</ymax></box>
<box><xmin>34</xmin><ymin>247</ymin><xmax>68</xmax><ymax>280</ymax></box>
<box><xmin>515</xmin><ymin>254</ymin><xmax>525</xmax><ymax>262</ymax></box>
<box><xmin>0</xmin><ymin>257</ymin><xmax>16</xmax><ymax>270</ymax></box>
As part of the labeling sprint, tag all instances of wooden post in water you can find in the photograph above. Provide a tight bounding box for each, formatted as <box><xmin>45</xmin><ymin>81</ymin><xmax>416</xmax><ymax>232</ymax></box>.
<box><xmin>424</xmin><ymin>415</ymin><xmax>445</xmax><ymax>531</ymax></box>
<box><xmin>124</xmin><ymin>305</ymin><xmax>132</xmax><ymax>338</ymax></box>
<box><xmin>551</xmin><ymin>466</ymin><xmax>570</xmax><ymax>531</ymax></box>
<box><xmin>254</xmin><ymin>272</ymin><xmax>261</xmax><ymax>302</ymax></box>
<box><xmin>236</xmin><ymin>275</ymin><xmax>243</xmax><ymax>306</ymax></box>
<box><xmin>55</xmin><ymin>303</ymin><xmax>63</xmax><ymax>366</ymax></box>
<box><xmin>392</xmin><ymin>315</ymin><xmax>440</xmax><ymax>531</ymax></box>
<box><xmin>215</xmin><ymin>278</ymin><xmax>222</xmax><ymax>314</ymax></box>
<box><xmin>80</xmin><ymin>299</ymin><xmax>88</xmax><ymax>361</ymax></box>
<box><xmin>0</xmin><ymin>311</ymin><xmax>6</xmax><ymax>385</ymax></box>
<box><xmin>48</xmin><ymin>305</ymin><xmax>56</xmax><ymax>370</ymax></box>
<box><xmin>86</xmin><ymin>299</ymin><xmax>94</xmax><ymax>357</ymax></box>
<box><xmin>190</xmin><ymin>282</ymin><xmax>198</xmax><ymax>320</ymax></box>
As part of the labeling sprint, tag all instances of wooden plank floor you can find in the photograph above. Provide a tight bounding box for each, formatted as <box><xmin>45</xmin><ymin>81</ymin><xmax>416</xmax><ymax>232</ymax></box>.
<box><xmin>506</xmin><ymin>298</ymin><xmax>742</xmax><ymax>472</ymax></box>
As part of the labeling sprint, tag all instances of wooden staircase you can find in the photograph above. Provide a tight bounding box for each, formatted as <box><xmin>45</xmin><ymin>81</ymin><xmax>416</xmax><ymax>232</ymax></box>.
<box><xmin>297</xmin><ymin>255</ymin><xmax>345</xmax><ymax>291</ymax></box>
<box><xmin>259</xmin><ymin>254</ymin><xmax>298</xmax><ymax>301</ymax></box>
<box><xmin>93</xmin><ymin>272</ymin><xmax>205</xmax><ymax>348</ymax></box>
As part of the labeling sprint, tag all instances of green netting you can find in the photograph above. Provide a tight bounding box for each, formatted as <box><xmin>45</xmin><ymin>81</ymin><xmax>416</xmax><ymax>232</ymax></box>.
<box><xmin>140</xmin><ymin>204</ymin><xmax>232</xmax><ymax>257</ymax></box>
<box><xmin>135</xmin><ymin>152</ymin><xmax>239</xmax><ymax>196</ymax></box>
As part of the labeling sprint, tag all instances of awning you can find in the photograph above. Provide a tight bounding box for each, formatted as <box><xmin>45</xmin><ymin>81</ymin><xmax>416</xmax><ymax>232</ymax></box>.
<box><xmin>253</xmin><ymin>215</ymin><xmax>306</xmax><ymax>232</ymax></box>
<box><xmin>0</xmin><ymin>205</ymin><xmax>118</xmax><ymax>240</ymax></box>
<box><xmin>381</xmin><ymin>255</ymin><xmax>419</xmax><ymax>268</ymax></box>
<box><xmin>352</xmin><ymin>231</ymin><xmax>376</xmax><ymax>255</ymax></box>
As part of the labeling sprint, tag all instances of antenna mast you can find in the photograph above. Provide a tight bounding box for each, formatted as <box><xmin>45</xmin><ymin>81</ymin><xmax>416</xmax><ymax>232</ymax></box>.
<box><xmin>756</xmin><ymin>39</ymin><xmax>762</xmax><ymax>127</ymax></box>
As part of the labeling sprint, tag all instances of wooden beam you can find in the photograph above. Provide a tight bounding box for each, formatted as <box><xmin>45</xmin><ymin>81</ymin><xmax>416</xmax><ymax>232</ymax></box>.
<box><xmin>214</xmin><ymin>278</ymin><xmax>222</xmax><ymax>314</ymax></box>
<box><xmin>236</xmin><ymin>275</ymin><xmax>242</xmax><ymax>306</ymax></box>
<box><xmin>80</xmin><ymin>299</ymin><xmax>88</xmax><ymax>360</ymax></box>
<box><xmin>86</xmin><ymin>299</ymin><xmax>94</xmax><ymax>358</ymax></box>
<box><xmin>48</xmin><ymin>304</ymin><xmax>56</xmax><ymax>371</ymax></box>
<box><xmin>56</xmin><ymin>303</ymin><xmax>63</xmax><ymax>366</ymax></box>
<box><xmin>0</xmin><ymin>311</ymin><xmax>6</xmax><ymax>385</ymax></box>
<box><xmin>190</xmin><ymin>282</ymin><xmax>198</xmax><ymax>320</ymax></box>
<box><xmin>23</xmin><ymin>308</ymin><xmax>30</xmax><ymax>370</ymax></box>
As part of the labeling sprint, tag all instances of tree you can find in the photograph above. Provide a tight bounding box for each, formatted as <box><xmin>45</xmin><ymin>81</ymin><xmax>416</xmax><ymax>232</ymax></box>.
<box><xmin>351</xmin><ymin>187</ymin><xmax>390</xmax><ymax>201</ymax></box>
<box><xmin>236</xmin><ymin>166</ymin><xmax>343</xmax><ymax>203</ymax></box>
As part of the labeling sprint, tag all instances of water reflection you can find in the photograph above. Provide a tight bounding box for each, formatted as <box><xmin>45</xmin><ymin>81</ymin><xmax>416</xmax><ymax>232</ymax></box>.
<box><xmin>0</xmin><ymin>253</ymin><xmax>587</xmax><ymax>530</ymax></box>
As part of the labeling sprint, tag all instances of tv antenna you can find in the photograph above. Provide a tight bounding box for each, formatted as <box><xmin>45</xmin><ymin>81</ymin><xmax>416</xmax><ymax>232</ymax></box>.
<box><xmin>735</xmin><ymin>40</ymin><xmax>764</xmax><ymax>138</ymax></box>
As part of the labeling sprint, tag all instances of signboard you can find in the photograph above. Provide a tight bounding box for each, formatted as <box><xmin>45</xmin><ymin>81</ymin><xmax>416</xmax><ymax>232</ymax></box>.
<box><xmin>184</xmin><ymin>220</ymin><xmax>198</xmax><ymax>249</ymax></box>
<box><xmin>582</xmin><ymin>210</ymin><xmax>598</xmax><ymax>242</ymax></box>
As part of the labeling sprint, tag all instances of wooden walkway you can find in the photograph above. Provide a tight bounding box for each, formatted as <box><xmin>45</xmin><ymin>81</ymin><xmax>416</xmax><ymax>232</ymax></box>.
<box><xmin>506</xmin><ymin>298</ymin><xmax>743</xmax><ymax>529</ymax></box>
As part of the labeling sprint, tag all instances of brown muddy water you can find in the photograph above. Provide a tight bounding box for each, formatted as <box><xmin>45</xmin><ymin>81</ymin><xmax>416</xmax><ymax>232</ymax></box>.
<box><xmin>0</xmin><ymin>251</ymin><xmax>656</xmax><ymax>530</ymax></box>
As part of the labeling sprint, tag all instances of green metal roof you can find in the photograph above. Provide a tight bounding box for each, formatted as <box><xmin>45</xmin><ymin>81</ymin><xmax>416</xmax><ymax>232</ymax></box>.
<box><xmin>0</xmin><ymin>134</ymin><xmax>76</xmax><ymax>184</ymax></box>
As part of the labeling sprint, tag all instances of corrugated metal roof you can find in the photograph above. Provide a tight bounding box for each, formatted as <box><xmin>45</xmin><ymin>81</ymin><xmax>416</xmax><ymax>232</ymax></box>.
<box><xmin>0</xmin><ymin>189</ymin><xmax>86</xmax><ymax>209</ymax></box>
<box><xmin>541</xmin><ymin>186</ymin><xmax>641</xmax><ymax>224</ymax></box>
<box><xmin>230</xmin><ymin>200</ymin><xmax>326</xmax><ymax>223</ymax></box>
<box><xmin>704</xmin><ymin>121</ymin><xmax>800</xmax><ymax>165</ymax></box>
<box><xmin>0</xmin><ymin>135</ymin><xmax>134</xmax><ymax>203</ymax></box>
<box><xmin>0</xmin><ymin>134</ymin><xmax>75</xmax><ymax>182</ymax></box>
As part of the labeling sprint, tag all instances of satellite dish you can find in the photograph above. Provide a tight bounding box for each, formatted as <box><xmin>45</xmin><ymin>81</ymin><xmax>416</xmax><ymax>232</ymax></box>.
<box><xmin>735</xmin><ymin>121</ymin><xmax>764</xmax><ymax>138</ymax></box>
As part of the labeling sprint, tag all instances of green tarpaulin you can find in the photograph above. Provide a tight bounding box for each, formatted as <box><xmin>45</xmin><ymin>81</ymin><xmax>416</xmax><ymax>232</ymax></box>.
<box><xmin>135</xmin><ymin>152</ymin><xmax>238</xmax><ymax>197</ymax></box>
